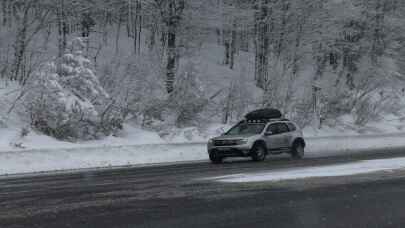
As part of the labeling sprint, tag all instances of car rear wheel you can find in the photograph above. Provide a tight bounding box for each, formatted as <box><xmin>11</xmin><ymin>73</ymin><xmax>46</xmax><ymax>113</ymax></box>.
<box><xmin>291</xmin><ymin>142</ymin><xmax>305</xmax><ymax>159</ymax></box>
<box><xmin>209</xmin><ymin>152</ymin><xmax>223</xmax><ymax>164</ymax></box>
<box><xmin>251</xmin><ymin>144</ymin><xmax>266</xmax><ymax>162</ymax></box>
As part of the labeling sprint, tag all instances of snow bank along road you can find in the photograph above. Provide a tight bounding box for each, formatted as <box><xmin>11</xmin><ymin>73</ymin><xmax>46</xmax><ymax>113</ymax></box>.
<box><xmin>1</xmin><ymin>133</ymin><xmax>405</xmax><ymax>175</ymax></box>
<box><xmin>207</xmin><ymin>156</ymin><xmax>405</xmax><ymax>183</ymax></box>
<box><xmin>2</xmin><ymin>151</ymin><xmax>405</xmax><ymax>228</ymax></box>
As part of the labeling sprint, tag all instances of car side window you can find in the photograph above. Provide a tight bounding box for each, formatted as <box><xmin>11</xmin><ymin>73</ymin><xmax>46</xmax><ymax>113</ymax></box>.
<box><xmin>267</xmin><ymin>123</ymin><xmax>289</xmax><ymax>135</ymax></box>
<box><xmin>277</xmin><ymin>123</ymin><xmax>289</xmax><ymax>134</ymax></box>
<box><xmin>287</xmin><ymin>122</ymin><xmax>296</xmax><ymax>132</ymax></box>
<box><xmin>266</xmin><ymin>124</ymin><xmax>278</xmax><ymax>134</ymax></box>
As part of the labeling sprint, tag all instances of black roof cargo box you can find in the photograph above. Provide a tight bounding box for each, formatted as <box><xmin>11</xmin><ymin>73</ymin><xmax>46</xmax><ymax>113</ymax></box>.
<box><xmin>245</xmin><ymin>108</ymin><xmax>282</xmax><ymax>120</ymax></box>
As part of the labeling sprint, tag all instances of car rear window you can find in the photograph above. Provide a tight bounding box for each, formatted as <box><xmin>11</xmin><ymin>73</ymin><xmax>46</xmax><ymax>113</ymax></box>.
<box><xmin>287</xmin><ymin>122</ymin><xmax>297</xmax><ymax>131</ymax></box>
<box><xmin>267</xmin><ymin>123</ymin><xmax>289</xmax><ymax>134</ymax></box>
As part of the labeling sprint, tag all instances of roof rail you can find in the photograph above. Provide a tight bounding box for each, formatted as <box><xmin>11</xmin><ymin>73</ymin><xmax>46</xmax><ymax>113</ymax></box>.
<box><xmin>246</xmin><ymin>118</ymin><xmax>290</xmax><ymax>123</ymax></box>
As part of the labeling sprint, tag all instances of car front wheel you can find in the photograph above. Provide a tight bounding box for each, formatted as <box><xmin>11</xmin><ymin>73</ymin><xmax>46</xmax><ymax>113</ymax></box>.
<box><xmin>209</xmin><ymin>152</ymin><xmax>223</xmax><ymax>164</ymax></box>
<box><xmin>251</xmin><ymin>143</ymin><xmax>266</xmax><ymax>162</ymax></box>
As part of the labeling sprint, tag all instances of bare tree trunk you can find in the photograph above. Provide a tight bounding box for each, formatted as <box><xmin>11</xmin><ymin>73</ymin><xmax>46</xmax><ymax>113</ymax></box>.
<box><xmin>223</xmin><ymin>82</ymin><xmax>234</xmax><ymax>124</ymax></box>
<box><xmin>166</xmin><ymin>19</ymin><xmax>176</xmax><ymax>94</ymax></box>
<box><xmin>254</xmin><ymin>0</ymin><xmax>270</xmax><ymax>90</ymax></box>
<box><xmin>216</xmin><ymin>28</ymin><xmax>222</xmax><ymax>45</ymax></box>
<box><xmin>2</xmin><ymin>0</ymin><xmax>12</xmax><ymax>27</ymax></box>
<box><xmin>132</xmin><ymin>0</ymin><xmax>138</xmax><ymax>54</ymax></box>
<box><xmin>223</xmin><ymin>30</ymin><xmax>230</xmax><ymax>65</ymax></box>
<box><xmin>131</xmin><ymin>0</ymin><xmax>142</xmax><ymax>55</ymax></box>
<box><xmin>163</xmin><ymin>0</ymin><xmax>184</xmax><ymax>94</ymax></box>
<box><xmin>371</xmin><ymin>0</ymin><xmax>386</xmax><ymax>63</ymax></box>
<box><xmin>12</xmin><ymin>4</ymin><xmax>30</xmax><ymax>83</ymax></box>
<box><xmin>229</xmin><ymin>23</ymin><xmax>237</xmax><ymax>69</ymax></box>
<box><xmin>137</xmin><ymin>0</ymin><xmax>142</xmax><ymax>54</ymax></box>
<box><xmin>127</xmin><ymin>0</ymin><xmax>132</xmax><ymax>37</ymax></box>
<box><xmin>292</xmin><ymin>20</ymin><xmax>303</xmax><ymax>76</ymax></box>
<box><xmin>57</xmin><ymin>0</ymin><xmax>66</xmax><ymax>60</ymax></box>
<box><xmin>276</xmin><ymin>0</ymin><xmax>290</xmax><ymax>59</ymax></box>
<box><xmin>56</xmin><ymin>0</ymin><xmax>67</xmax><ymax>76</ymax></box>
<box><xmin>43</xmin><ymin>23</ymin><xmax>52</xmax><ymax>50</ymax></box>
<box><xmin>102</xmin><ymin>8</ymin><xmax>109</xmax><ymax>44</ymax></box>
<box><xmin>149</xmin><ymin>21</ymin><xmax>156</xmax><ymax>50</ymax></box>
<box><xmin>7</xmin><ymin>0</ymin><xmax>12</xmax><ymax>27</ymax></box>
<box><xmin>1</xmin><ymin>0</ymin><xmax>7</xmax><ymax>26</ymax></box>
<box><xmin>115</xmin><ymin>15</ymin><xmax>122</xmax><ymax>55</ymax></box>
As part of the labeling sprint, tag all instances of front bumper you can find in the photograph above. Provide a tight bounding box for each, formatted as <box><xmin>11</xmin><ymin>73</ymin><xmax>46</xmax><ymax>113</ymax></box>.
<box><xmin>208</xmin><ymin>144</ymin><xmax>252</xmax><ymax>157</ymax></box>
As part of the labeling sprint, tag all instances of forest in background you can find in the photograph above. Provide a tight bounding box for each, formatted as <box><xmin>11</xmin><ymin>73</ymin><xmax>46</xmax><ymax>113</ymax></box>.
<box><xmin>1</xmin><ymin>0</ymin><xmax>405</xmax><ymax>141</ymax></box>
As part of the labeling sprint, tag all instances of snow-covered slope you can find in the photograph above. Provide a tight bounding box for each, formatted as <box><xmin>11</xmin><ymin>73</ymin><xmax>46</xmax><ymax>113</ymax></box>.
<box><xmin>1</xmin><ymin>132</ymin><xmax>405</xmax><ymax>176</ymax></box>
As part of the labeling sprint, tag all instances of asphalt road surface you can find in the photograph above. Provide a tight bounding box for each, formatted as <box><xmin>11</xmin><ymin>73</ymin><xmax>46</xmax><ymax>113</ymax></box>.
<box><xmin>2</xmin><ymin>148</ymin><xmax>405</xmax><ymax>228</ymax></box>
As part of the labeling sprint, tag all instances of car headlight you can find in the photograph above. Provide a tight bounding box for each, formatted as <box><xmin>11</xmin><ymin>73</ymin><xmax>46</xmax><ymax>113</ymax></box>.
<box><xmin>208</xmin><ymin>139</ymin><xmax>214</xmax><ymax>145</ymax></box>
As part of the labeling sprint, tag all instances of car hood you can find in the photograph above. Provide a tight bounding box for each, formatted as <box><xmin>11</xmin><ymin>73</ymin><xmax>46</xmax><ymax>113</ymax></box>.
<box><xmin>212</xmin><ymin>134</ymin><xmax>257</xmax><ymax>140</ymax></box>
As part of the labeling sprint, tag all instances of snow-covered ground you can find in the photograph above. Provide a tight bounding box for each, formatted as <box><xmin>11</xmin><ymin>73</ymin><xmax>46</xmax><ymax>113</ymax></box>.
<box><xmin>0</xmin><ymin>124</ymin><xmax>166</xmax><ymax>152</ymax></box>
<box><xmin>3</xmin><ymin>69</ymin><xmax>405</xmax><ymax>176</ymax></box>
<box><xmin>1</xmin><ymin>132</ymin><xmax>405</xmax><ymax>176</ymax></box>
<box><xmin>2</xmin><ymin>115</ymin><xmax>405</xmax><ymax>153</ymax></box>
<box><xmin>207</xmin><ymin>157</ymin><xmax>405</xmax><ymax>183</ymax></box>
<box><xmin>304</xmin><ymin>113</ymin><xmax>405</xmax><ymax>137</ymax></box>
<box><xmin>0</xmin><ymin>142</ymin><xmax>208</xmax><ymax>176</ymax></box>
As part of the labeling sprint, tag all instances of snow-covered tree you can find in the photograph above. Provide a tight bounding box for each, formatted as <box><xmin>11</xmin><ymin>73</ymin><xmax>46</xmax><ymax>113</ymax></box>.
<box><xmin>23</xmin><ymin>38</ymin><xmax>122</xmax><ymax>140</ymax></box>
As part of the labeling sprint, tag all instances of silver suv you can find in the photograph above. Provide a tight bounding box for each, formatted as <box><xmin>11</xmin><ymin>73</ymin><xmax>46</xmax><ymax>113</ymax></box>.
<box><xmin>207</xmin><ymin>119</ymin><xmax>305</xmax><ymax>164</ymax></box>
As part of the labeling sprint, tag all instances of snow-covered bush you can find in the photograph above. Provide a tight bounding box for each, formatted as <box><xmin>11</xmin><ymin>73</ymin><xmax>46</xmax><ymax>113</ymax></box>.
<box><xmin>325</xmin><ymin>88</ymin><xmax>354</xmax><ymax>119</ymax></box>
<box><xmin>354</xmin><ymin>90</ymin><xmax>401</xmax><ymax>126</ymax></box>
<box><xmin>22</xmin><ymin>38</ymin><xmax>123</xmax><ymax>140</ymax></box>
<box><xmin>142</xmin><ymin>60</ymin><xmax>208</xmax><ymax>130</ymax></box>
<box><xmin>170</xmin><ymin>61</ymin><xmax>208</xmax><ymax>127</ymax></box>
<box><xmin>99</xmin><ymin>49</ymin><xmax>166</xmax><ymax>123</ymax></box>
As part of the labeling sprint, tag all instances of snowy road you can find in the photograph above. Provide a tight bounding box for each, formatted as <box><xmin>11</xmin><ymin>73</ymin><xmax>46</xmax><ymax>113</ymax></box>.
<box><xmin>2</xmin><ymin>149</ymin><xmax>405</xmax><ymax>228</ymax></box>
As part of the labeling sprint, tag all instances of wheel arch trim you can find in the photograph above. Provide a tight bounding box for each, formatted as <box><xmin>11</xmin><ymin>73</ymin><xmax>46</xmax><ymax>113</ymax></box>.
<box><xmin>292</xmin><ymin>138</ymin><xmax>306</xmax><ymax>147</ymax></box>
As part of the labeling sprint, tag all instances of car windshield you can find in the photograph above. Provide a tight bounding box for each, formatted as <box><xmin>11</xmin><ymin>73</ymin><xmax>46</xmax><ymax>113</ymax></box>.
<box><xmin>225</xmin><ymin>123</ymin><xmax>265</xmax><ymax>135</ymax></box>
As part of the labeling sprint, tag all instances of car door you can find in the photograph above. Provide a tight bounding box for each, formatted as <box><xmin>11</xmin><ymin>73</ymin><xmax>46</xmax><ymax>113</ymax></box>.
<box><xmin>265</xmin><ymin>123</ymin><xmax>284</xmax><ymax>150</ymax></box>
<box><xmin>286</xmin><ymin>122</ymin><xmax>298</xmax><ymax>147</ymax></box>
<box><xmin>276</xmin><ymin>123</ymin><xmax>291</xmax><ymax>149</ymax></box>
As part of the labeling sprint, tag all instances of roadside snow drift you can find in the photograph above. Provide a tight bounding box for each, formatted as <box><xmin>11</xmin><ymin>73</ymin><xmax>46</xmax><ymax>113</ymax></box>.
<box><xmin>208</xmin><ymin>157</ymin><xmax>405</xmax><ymax>183</ymax></box>
<box><xmin>0</xmin><ymin>143</ymin><xmax>207</xmax><ymax>176</ymax></box>
<box><xmin>1</xmin><ymin>133</ymin><xmax>405</xmax><ymax>176</ymax></box>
